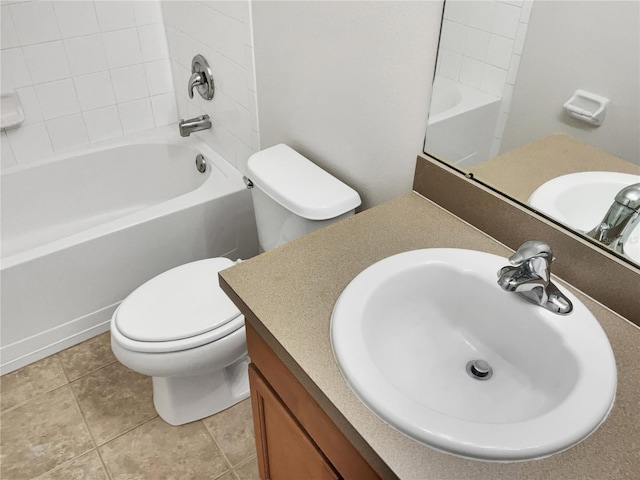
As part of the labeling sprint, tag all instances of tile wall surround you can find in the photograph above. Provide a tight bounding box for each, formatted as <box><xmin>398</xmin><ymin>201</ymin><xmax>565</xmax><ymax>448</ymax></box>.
<box><xmin>435</xmin><ymin>0</ymin><xmax>532</xmax><ymax>157</ymax></box>
<box><xmin>161</xmin><ymin>0</ymin><xmax>260</xmax><ymax>175</ymax></box>
<box><xmin>0</xmin><ymin>0</ymin><xmax>177</xmax><ymax>170</ymax></box>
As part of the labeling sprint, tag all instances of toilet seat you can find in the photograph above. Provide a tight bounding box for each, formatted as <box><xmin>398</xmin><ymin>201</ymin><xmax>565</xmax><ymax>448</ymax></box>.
<box><xmin>112</xmin><ymin>258</ymin><xmax>244</xmax><ymax>354</ymax></box>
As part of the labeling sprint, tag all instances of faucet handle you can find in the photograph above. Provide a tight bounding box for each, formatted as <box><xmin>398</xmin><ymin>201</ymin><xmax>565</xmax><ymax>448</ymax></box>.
<box><xmin>509</xmin><ymin>240</ymin><xmax>553</xmax><ymax>266</ymax></box>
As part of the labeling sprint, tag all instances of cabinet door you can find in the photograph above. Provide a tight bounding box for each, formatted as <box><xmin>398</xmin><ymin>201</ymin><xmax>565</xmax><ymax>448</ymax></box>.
<box><xmin>249</xmin><ymin>365</ymin><xmax>341</xmax><ymax>480</ymax></box>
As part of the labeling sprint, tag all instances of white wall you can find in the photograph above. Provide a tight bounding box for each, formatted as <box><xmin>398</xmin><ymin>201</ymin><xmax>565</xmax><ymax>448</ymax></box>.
<box><xmin>501</xmin><ymin>0</ymin><xmax>640</xmax><ymax>165</ymax></box>
<box><xmin>0</xmin><ymin>0</ymin><xmax>176</xmax><ymax>170</ymax></box>
<box><xmin>252</xmin><ymin>0</ymin><xmax>443</xmax><ymax>209</ymax></box>
<box><xmin>436</xmin><ymin>0</ymin><xmax>532</xmax><ymax>157</ymax></box>
<box><xmin>161</xmin><ymin>0</ymin><xmax>259</xmax><ymax>173</ymax></box>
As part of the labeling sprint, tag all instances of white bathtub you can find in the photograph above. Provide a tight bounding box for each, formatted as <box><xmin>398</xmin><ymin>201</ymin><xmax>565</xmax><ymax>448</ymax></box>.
<box><xmin>1</xmin><ymin>127</ymin><xmax>258</xmax><ymax>374</ymax></box>
<box><xmin>425</xmin><ymin>76</ymin><xmax>501</xmax><ymax>167</ymax></box>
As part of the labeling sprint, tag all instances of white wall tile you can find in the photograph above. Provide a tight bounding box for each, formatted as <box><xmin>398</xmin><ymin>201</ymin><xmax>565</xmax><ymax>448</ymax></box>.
<box><xmin>481</xmin><ymin>64</ymin><xmax>508</xmax><ymax>97</ymax></box>
<box><xmin>16</xmin><ymin>86</ymin><xmax>42</xmax><ymax>125</ymax></box>
<box><xmin>438</xmin><ymin>49</ymin><xmax>462</xmax><ymax>80</ymax></box>
<box><xmin>486</xmin><ymin>34</ymin><xmax>514</xmax><ymax>70</ymax></box>
<box><xmin>46</xmin><ymin>113</ymin><xmax>89</xmax><ymax>152</ymax></box>
<box><xmin>9</xmin><ymin>1</ymin><xmax>60</xmax><ymax>45</ymax></box>
<box><xmin>173</xmin><ymin>30</ymin><xmax>195</xmax><ymax>68</ymax></box>
<box><xmin>134</xmin><ymin>1</ymin><xmax>164</xmax><ymax>26</ymax></box>
<box><xmin>23</xmin><ymin>41</ymin><xmax>71</xmax><ymax>84</ymax></box>
<box><xmin>223</xmin><ymin>60</ymin><xmax>248</xmax><ymax>108</ymax></box>
<box><xmin>111</xmin><ymin>65</ymin><xmax>149</xmax><ymax>103</ymax></box>
<box><xmin>0</xmin><ymin>0</ymin><xmax>188</xmax><ymax>170</ymax></box>
<box><xmin>53</xmin><ymin>1</ymin><xmax>99</xmax><ymax>38</ymax></box>
<box><xmin>468</xmin><ymin>1</ymin><xmax>495</xmax><ymax>31</ymax></box>
<box><xmin>440</xmin><ymin>20</ymin><xmax>467</xmax><ymax>54</ymax></box>
<box><xmin>139</xmin><ymin>24</ymin><xmax>169</xmax><ymax>62</ymax></box>
<box><xmin>102</xmin><ymin>28</ymin><xmax>143</xmax><ymax>69</ymax></box>
<box><xmin>118</xmin><ymin>98</ymin><xmax>155</xmax><ymax>134</ymax></box>
<box><xmin>492</xmin><ymin>2</ymin><xmax>521</xmax><ymax>39</ymax></box>
<box><xmin>6</xmin><ymin>122</ymin><xmax>53</xmax><ymax>164</ymax></box>
<box><xmin>191</xmin><ymin>3</ymin><xmax>223</xmax><ymax>49</ymax></box>
<box><xmin>35</xmin><ymin>79</ymin><xmax>80</xmax><ymax>120</ymax></box>
<box><xmin>443</xmin><ymin>1</ymin><xmax>472</xmax><ymax>24</ymax></box>
<box><xmin>95</xmin><ymin>0</ymin><xmax>136</xmax><ymax>32</ymax></box>
<box><xmin>1</xmin><ymin>48</ymin><xmax>31</xmax><ymax>90</ymax></box>
<box><xmin>150</xmin><ymin>92</ymin><xmax>177</xmax><ymax>126</ymax></box>
<box><xmin>83</xmin><ymin>105</ymin><xmax>123</xmax><ymax>143</ymax></box>
<box><xmin>64</xmin><ymin>34</ymin><xmax>108</xmax><ymax>76</ymax></box>
<box><xmin>464</xmin><ymin>28</ymin><xmax>490</xmax><ymax>61</ymax></box>
<box><xmin>520</xmin><ymin>1</ymin><xmax>534</xmax><ymax>24</ymax></box>
<box><xmin>1</xmin><ymin>5</ymin><xmax>20</xmax><ymax>49</ymax></box>
<box><xmin>145</xmin><ymin>59</ymin><xmax>174</xmax><ymax>95</ymax></box>
<box><xmin>513</xmin><ymin>22</ymin><xmax>528</xmax><ymax>55</ymax></box>
<box><xmin>222</xmin><ymin>15</ymin><xmax>244</xmax><ymax>65</ymax></box>
<box><xmin>460</xmin><ymin>56</ymin><xmax>484</xmax><ymax>88</ymax></box>
<box><xmin>74</xmin><ymin>71</ymin><xmax>116</xmax><ymax>111</ymax></box>
<box><xmin>1</xmin><ymin>131</ymin><xmax>17</xmax><ymax>168</ymax></box>
<box><xmin>506</xmin><ymin>53</ymin><xmax>521</xmax><ymax>85</ymax></box>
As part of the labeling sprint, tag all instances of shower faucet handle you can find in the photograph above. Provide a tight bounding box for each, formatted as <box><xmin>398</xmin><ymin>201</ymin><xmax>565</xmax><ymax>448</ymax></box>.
<box><xmin>188</xmin><ymin>54</ymin><xmax>215</xmax><ymax>100</ymax></box>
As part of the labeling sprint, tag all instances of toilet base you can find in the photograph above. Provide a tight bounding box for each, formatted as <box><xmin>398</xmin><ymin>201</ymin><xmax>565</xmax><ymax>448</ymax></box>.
<box><xmin>152</xmin><ymin>356</ymin><xmax>250</xmax><ymax>425</ymax></box>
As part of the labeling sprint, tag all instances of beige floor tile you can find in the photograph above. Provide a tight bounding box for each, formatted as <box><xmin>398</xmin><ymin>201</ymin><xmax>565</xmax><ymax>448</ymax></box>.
<box><xmin>99</xmin><ymin>417</ymin><xmax>230</xmax><ymax>480</ymax></box>
<box><xmin>56</xmin><ymin>332</ymin><xmax>117</xmax><ymax>381</ymax></box>
<box><xmin>234</xmin><ymin>456</ymin><xmax>260</xmax><ymax>480</ymax></box>
<box><xmin>0</xmin><ymin>386</ymin><xmax>94</xmax><ymax>479</ymax></box>
<box><xmin>203</xmin><ymin>399</ymin><xmax>256</xmax><ymax>466</ymax></box>
<box><xmin>216</xmin><ymin>471</ymin><xmax>240</xmax><ymax>480</ymax></box>
<box><xmin>0</xmin><ymin>356</ymin><xmax>68</xmax><ymax>411</ymax></box>
<box><xmin>35</xmin><ymin>450</ymin><xmax>108</xmax><ymax>480</ymax></box>
<box><xmin>71</xmin><ymin>361</ymin><xmax>156</xmax><ymax>445</ymax></box>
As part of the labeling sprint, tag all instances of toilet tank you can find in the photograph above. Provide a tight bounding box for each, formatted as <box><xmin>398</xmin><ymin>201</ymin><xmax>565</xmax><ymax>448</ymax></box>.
<box><xmin>246</xmin><ymin>144</ymin><xmax>361</xmax><ymax>252</ymax></box>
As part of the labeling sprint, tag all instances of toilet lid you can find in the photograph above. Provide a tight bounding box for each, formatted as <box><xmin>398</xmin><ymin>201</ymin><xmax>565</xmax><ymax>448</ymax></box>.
<box><xmin>115</xmin><ymin>258</ymin><xmax>241</xmax><ymax>343</ymax></box>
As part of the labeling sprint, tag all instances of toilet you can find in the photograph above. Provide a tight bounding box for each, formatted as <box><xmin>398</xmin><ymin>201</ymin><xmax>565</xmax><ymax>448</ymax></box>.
<box><xmin>110</xmin><ymin>144</ymin><xmax>361</xmax><ymax>425</ymax></box>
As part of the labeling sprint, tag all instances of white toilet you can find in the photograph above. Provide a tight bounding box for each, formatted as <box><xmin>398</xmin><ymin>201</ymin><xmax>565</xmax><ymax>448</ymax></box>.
<box><xmin>110</xmin><ymin>144</ymin><xmax>361</xmax><ymax>425</ymax></box>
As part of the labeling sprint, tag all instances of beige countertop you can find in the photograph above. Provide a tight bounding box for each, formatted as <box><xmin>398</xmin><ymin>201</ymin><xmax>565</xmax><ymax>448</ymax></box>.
<box><xmin>471</xmin><ymin>135</ymin><xmax>640</xmax><ymax>204</ymax></box>
<box><xmin>220</xmin><ymin>192</ymin><xmax>640</xmax><ymax>480</ymax></box>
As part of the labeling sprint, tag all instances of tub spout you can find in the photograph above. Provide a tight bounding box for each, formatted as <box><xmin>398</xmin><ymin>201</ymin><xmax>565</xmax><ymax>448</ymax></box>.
<box><xmin>179</xmin><ymin>115</ymin><xmax>211</xmax><ymax>137</ymax></box>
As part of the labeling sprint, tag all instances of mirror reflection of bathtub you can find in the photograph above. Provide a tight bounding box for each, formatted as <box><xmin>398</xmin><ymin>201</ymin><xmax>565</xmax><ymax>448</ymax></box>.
<box><xmin>425</xmin><ymin>76</ymin><xmax>501</xmax><ymax>168</ymax></box>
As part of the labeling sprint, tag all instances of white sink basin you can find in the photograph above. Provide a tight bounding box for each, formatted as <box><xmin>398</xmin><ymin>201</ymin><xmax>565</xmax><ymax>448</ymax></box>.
<box><xmin>331</xmin><ymin>249</ymin><xmax>616</xmax><ymax>461</ymax></box>
<box><xmin>528</xmin><ymin>172</ymin><xmax>640</xmax><ymax>263</ymax></box>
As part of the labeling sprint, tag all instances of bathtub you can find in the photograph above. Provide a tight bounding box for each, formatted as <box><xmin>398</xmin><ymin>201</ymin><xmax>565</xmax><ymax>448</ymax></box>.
<box><xmin>425</xmin><ymin>76</ymin><xmax>501</xmax><ymax>167</ymax></box>
<box><xmin>1</xmin><ymin>127</ymin><xmax>258</xmax><ymax>374</ymax></box>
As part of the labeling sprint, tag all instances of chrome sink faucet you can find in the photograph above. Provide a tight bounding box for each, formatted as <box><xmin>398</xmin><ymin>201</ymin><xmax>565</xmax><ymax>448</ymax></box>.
<box><xmin>497</xmin><ymin>240</ymin><xmax>573</xmax><ymax>315</ymax></box>
<box><xmin>178</xmin><ymin>115</ymin><xmax>211</xmax><ymax>137</ymax></box>
<box><xmin>587</xmin><ymin>183</ymin><xmax>640</xmax><ymax>257</ymax></box>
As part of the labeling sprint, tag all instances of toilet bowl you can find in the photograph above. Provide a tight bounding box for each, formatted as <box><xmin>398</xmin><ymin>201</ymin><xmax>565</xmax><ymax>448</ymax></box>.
<box><xmin>110</xmin><ymin>258</ymin><xmax>250</xmax><ymax>425</ymax></box>
<box><xmin>111</xmin><ymin>144</ymin><xmax>361</xmax><ymax>425</ymax></box>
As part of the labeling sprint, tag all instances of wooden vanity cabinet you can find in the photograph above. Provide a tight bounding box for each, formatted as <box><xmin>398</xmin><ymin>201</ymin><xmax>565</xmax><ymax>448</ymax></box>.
<box><xmin>246</xmin><ymin>323</ymin><xmax>382</xmax><ymax>480</ymax></box>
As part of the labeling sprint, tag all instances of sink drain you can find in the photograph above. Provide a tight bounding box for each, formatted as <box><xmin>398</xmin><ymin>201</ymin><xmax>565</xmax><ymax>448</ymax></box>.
<box><xmin>466</xmin><ymin>359</ymin><xmax>493</xmax><ymax>381</ymax></box>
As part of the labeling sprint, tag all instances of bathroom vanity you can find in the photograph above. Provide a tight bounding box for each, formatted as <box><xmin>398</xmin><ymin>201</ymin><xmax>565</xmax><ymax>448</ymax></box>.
<box><xmin>219</xmin><ymin>157</ymin><xmax>640</xmax><ymax>479</ymax></box>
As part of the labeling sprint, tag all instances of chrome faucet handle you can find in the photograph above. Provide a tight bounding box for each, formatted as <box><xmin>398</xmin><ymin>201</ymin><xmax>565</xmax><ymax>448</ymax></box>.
<box><xmin>187</xmin><ymin>54</ymin><xmax>215</xmax><ymax>100</ymax></box>
<box><xmin>187</xmin><ymin>72</ymin><xmax>204</xmax><ymax>99</ymax></box>
<box><xmin>509</xmin><ymin>240</ymin><xmax>553</xmax><ymax>274</ymax></box>
<box><xmin>498</xmin><ymin>240</ymin><xmax>572</xmax><ymax>315</ymax></box>
<box><xmin>615</xmin><ymin>183</ymin><xmax>640</xmax><ymax>211</ymax></box>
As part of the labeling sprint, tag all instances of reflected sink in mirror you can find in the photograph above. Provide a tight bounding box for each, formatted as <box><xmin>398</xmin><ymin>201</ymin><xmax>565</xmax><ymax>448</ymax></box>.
<box><xmin>331</xmin><ymin>249</ymin><xmax>617</xmax><ymax>461</ymax></box>
<box><xmin>528</xmin><ymin>172</ymin><xmax>640</xmax><ymax>263</ymax></box>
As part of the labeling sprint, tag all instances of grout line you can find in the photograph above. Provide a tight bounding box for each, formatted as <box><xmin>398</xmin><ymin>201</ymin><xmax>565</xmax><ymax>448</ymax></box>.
<box><xmin>32</xmin><ymin>449</ymin><xmax>99</xmax><ymax>480</ymax></box>
<box><xmin>202</xmin><ymin>418</ymin><xmax>236</xmax><ymax>472</ymax></box>
<box><xmin>96</xmin><ymin>413</ymin><xmax>159</xmax><ymax>448</ymax></box>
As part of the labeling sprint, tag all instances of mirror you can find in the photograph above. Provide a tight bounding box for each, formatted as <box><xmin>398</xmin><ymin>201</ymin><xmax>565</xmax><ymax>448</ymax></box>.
<box><xmin>424</xmin><ymin>0</ymin><xmax>640</xmax><ymax>268</ymax></box>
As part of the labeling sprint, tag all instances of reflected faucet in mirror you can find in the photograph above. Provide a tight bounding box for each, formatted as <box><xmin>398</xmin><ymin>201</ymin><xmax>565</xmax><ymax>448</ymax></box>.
<box><xmin>424</xmin><ymin>0</ymin><xmax>640</xmax><ymax>268</ymax></box>
<box><xmin>587</xmin><ymin>183</ymin><xmax>640</xmax><ymax>256</ymax></box>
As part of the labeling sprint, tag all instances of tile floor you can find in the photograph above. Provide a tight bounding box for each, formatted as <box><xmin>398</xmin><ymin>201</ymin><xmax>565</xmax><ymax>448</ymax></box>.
<box><xmin>0</xmin><ymin>333</ymin><xmax>259</xmax><ymax>480</ymax></box>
